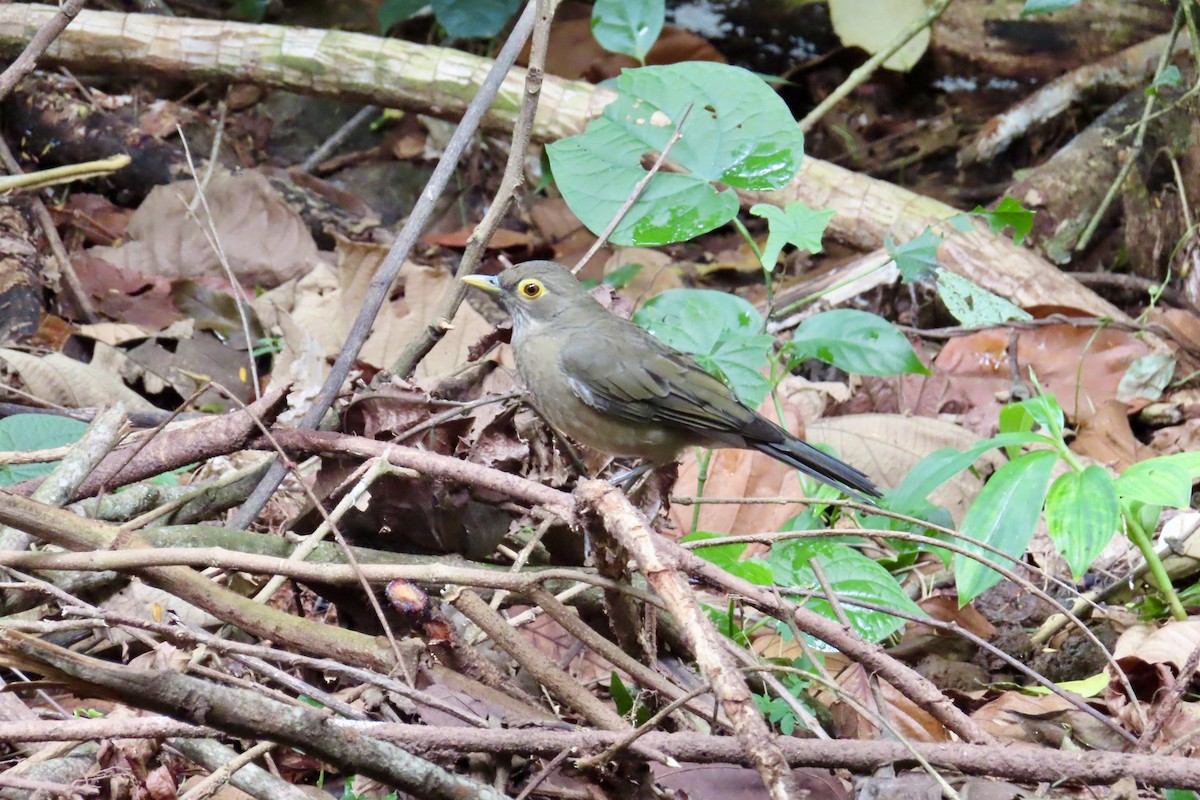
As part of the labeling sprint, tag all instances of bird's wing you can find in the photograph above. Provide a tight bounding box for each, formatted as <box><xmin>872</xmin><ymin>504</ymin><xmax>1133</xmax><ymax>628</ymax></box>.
<box><xmin>557</xmin><ymin>322</ymin><xmax>768</xmax><ymax>442</ymax></box>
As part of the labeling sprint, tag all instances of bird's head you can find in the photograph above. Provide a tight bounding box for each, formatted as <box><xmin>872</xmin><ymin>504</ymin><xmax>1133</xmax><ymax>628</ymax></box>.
<box><xmin>461</xmin><ymin>260</ymin><xmax>592</xmax><ymax>329</ymax></box>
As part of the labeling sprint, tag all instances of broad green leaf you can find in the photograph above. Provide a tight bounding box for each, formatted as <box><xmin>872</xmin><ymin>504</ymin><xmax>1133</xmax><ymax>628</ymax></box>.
<box><xmin>889</xmin><ymin>431</ymin><xmax>1051</xmax><ymax>507</ymax></box>
<box><xmin>789</xmin><ymin>309</ymin><xmax>929</xmax><ymax>376</ymax></box>
<box><xmin>634</xmin><ymin>289</ymin><xmax>774</xmax><ymax>406</ymax></box>
<box><xmin>1117</xmin><ymin>353</ymin><xmax>1175</xmax><ymax>403</ymax></box>
<box><xmin>749</xmin><ymin>202</ymin><xmax>836</xmax><ymax>271</ymax></box>
<box><xmin>547</xmin><ymin>63</ymin><xmax>804</xmax><ymax>246</ymax></box>
<box><xmin>1146</xmin><ymin>65</ymin><xmax>1182</xmax><ymax>96</ymax></box>
<box><xmin>971</xmin><ymin>196</ymin><xmax>1035</xmax><ymax>245</ymax></box>
<box><xmin>1022</xmin><ymin>0</ymin><xmax>1080</xmax><ymax>14</ymax></box>
<box><xmin>935</xmin><ymin>268</ymin><xmax>1033</xmax><ymax>327</ymax></box>
<box><xmin>887</xmin><ymin>228</ymin><xmax>942</xmax><ymax>282</ymax></box>
<box><xmin>0</xmin><ymin>414</ymin><xmax>89</xmax><ymax>486</ymax></box>
<box><xmin>1045</xmin><ymin>467</ymin><xmax>1120</xmax><ymax>579</ymax></box>
<box><xmin>602</xmin><ymin>262</ymin><xmax>644</xmax><ymax>290</ymax></box>
<box><xmin>1022</xmin><ymin>671</ymin><xmax>1109</xmax><ymax>697</ymax></box>
<box><xmin>768</xmin><ymin>540</ymin><xmax>924</xmax><ymax>643</ymax></box>
<box><xmin>432</xmin><ymin>0</ymin><xmax>520</xmax><ymax>38</ymax></box>
<box><xmin>1000</xmin><ymin>394</ymin><xmax>1065</xmax><ymax>442</ymax></box>
<box><xmin>609</xmin><ymin>672</ymin><xmax>634</xmax><ymax>716</ymax></box>
<box><xmin>955</xmin><ymin>450</ymin><xmax>1057</xmax><ymax>604</ymax></box>
<box><xmin>591</xmin><ymin>0</ymin><xmax>664</xmax><ymax>62</ymax></box>
<box><xmin>684</xmin><ymin>532</ymin><xmax>775</xmax><ymax>585</ymax></box>
<box><xmin>1117</xmin><ymin>458</ymin><xmax>1192</xmax><ymax>508</ymax></box>
<box><xmin>377</xmin><ymin>0</ymin><xmax>425</xmax><ymax>31</ymax></box>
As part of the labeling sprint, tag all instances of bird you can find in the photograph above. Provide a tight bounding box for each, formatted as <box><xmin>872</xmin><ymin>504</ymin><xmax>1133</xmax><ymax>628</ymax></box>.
<box><xmin>461</xmin><ymin>261</ymin><xmax>881</xmax><ymax>502</ymax></box>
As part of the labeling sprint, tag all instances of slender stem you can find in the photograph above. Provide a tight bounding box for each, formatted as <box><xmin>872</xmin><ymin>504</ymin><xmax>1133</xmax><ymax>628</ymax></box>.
<box><xmin>798</xmin><ymin>0</ymin><xmax>955</xmax><ymax>133</ymax></box>
<box><xmin>1125</xmin><ymin>508</ymin><xmax>1187</xmax><ymax>621</ymax></box>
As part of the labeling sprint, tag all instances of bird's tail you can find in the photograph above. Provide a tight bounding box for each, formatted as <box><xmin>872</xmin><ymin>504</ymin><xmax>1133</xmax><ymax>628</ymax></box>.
<box><xmin>754</xmin><ymin>438</ymin><xmax>881</xmax><ymax>504</ymax></box>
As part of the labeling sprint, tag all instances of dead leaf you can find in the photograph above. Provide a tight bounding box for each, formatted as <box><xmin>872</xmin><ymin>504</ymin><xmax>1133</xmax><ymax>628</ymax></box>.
<box><xmin>934</xmin><ymin>323</ymin><xmax>1150</xmax><ymax>423</ymax></box>
<box><xmin>89</xmin><ymin>169</ymin><xmax>322</xmax><ymax>288</ymax></box>
<box><xmin>0</xmin><ymin>348</ymin><xmax>156</xmax><ymax>411</ymax></box>
<box><xmin>1073</xmin><ymin>399</ymin><xmax>1155</xmax><ymax>470</ymax></box>
<box><xmin>830</xmin><ymin>663</ymin><xmax>950</xmax><ymax>741</ymax></box>
<box><xmin>531</xmin><ymin>18</ymin><xmax>725</xmax><ymax>82</ymax></box>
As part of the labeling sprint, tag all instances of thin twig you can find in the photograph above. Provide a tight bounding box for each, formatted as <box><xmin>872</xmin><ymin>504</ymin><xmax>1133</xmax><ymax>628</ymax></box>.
<box><xmin>798</xmin><ymin>0</ymin><xmax>955</xmax><ymax>133</ymax></box>
<box><xmin>1076</xmin><ymin>5</ymin><xmax>1183</xmax><ymax>252</ymax></box>
<box><xmin>0</xmin><ymin>0</ymin><xmax>87</xmax><ymax>100</ymax></box>
<box><xmin>571</xmin><ymin>102</ymin><xmax>694</xmax><ymax>275</ymax></box>
<box><xmin>387</xmin><ymin>0</ymin><xmax>557</xmax><ymax>378</ymax></box>
<box><xmin>232</xmin><ymin>0</ymin><xmax>542</xmax><ymax>529</ymax></box>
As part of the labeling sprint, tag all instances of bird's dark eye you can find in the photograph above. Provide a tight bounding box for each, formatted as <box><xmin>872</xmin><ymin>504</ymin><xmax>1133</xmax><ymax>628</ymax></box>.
<box><xmin>518</xmin><ymin>279</ymin><xmax>545</xmax><ymax>299</ymax></box>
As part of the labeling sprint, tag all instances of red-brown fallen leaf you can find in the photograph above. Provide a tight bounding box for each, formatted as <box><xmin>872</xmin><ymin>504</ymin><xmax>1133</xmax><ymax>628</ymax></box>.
<box><xmin>829</xmin><ymin>662</ymin><xmax>950</xmax><ymax>741</ymax></box>
<box><xmin>72</xmin><ymin>253</ymin><xmax>181</xmax><ymax>330</ymax></box>
<box><xmin>423</xmin><ymin>226</ymin><xmax>533</xmax><ymax>252</ymax></box>
<box><xmin>934</xmin><ymin>322</ymin><xmax>1149</xmax><ymax>423</ymax></box>
<box><xmin>1072</xmin><ymin>399</ymin><xmax>1156</xmax><ymax>470</ymax></box>
<box><xmin>526</xmin><ymin>18</ymin><xmax>725</xmax><ymax>82</ymax></box>
<box><xmin>52</xmin><ymin>192</ymin><xmax>134</xmax><ymax>245</ymax></box>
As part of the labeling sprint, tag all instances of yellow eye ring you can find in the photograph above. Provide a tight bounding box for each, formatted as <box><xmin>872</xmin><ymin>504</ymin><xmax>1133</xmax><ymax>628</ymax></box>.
<box><xmin>517</xmin><ymin>279</ymin><xmax>545</xmax><ymax>299</ymax></box>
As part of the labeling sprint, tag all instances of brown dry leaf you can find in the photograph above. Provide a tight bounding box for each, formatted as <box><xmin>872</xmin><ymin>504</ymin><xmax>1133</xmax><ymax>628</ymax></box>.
<box><xmin>74</xmin><ymin>322</ymin><xmax>155</xmax><ymax>346</ymax></box>
<box><xmin>89</xmin><ymin>169</ymin><xmax>322</xmax><ymax>287</ymax></box>
<box><xmin>1073</xmin><ymin>399</ymin><xmax>1156</xmax><ymax>470</ymax></box>
<box><xmin>0</xmin><ymin>348</ymin><xmax>156</xmax><ymax>411</ymax></box>
<box><xmin>370</xmin><ymin>263</ymin><xmax>509</xmax><ymax>377</ymax></box>
<box><xmin>830</xmin><ymin>663</ymin><xmax>950</xmax><ymax>741</ymax></box>
<box><xmin>528</xmin><ymin>196</ymin><xmax>600</xmax><ymax>267</ymax></box>
<box><xmin>54</xmin><ymin>192</ymin><xmax>134</xmax><ymax>245</ymax></box>
<box><xmin>533</xmin><ymin>18</ymin><xmax>725</xmax><ymax>82</ymax></box>
<box><xmin>672</xmin><ymin>392</ymin><xmax>810</xmax><ymax>537</ymax></box>
<box><xmin>522</xmin><ymin>613</ymin><xmax>613</xmax><ymax>686</ymax></box>
<box><xmin>911</xmin><ymin>593</ymin><xmax>997</xmax><ymax>640</ymax></box>
<box><xmin>73</xmin><ymin>253</ymin><xmax>181</xmax><ymax>330</ymax></box>
<box><xmin>1113</xmin><ymin>620</ymin><xmax>1200</xmax><ymax>672</ymax></box>
<box><xmin>424</xmin><ymin>225</ymin><xmax>533</xmax><ymax>253</ymax></box>
<box><xmin>604</xmin><ymin>247</ymin><xmax>682</xmax><ymax>306</ymax></box>
<box><xmin>1153</xmin><ymin>417</ymin><xmax>1200</xmax><ymax>455</ymax></box>
<box><xmin>971</xmin><ymin>689</ymin><xmax>1079</xmax><ymax>742</ymax></box>
<box><xmin>652</xmin><ymin>762</ymin><xmax>849</xmax><ymax>800</ymax></box>
<box><xmin>808</xmin><ymin>413</ymin><xmax>1003</xmax><ymax>526</ymax></box>
<box><xmin>934</xmin><ymin>323</ymin><xmax>1150</xmax><ymax>423</ymax></box>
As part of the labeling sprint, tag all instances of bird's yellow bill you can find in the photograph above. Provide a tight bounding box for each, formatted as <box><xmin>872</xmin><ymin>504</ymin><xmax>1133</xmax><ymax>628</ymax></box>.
<box><xmin>460</xmin><ymin>274</ymin><xmax>501</xmax><ymax>293</ymax></box>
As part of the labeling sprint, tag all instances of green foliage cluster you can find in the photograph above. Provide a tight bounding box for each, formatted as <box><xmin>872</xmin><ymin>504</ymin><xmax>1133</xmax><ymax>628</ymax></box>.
<box><xmin>540</xmin><ymin>29</ymin><xmax>1194</xmax><ymax>683</ymax></box>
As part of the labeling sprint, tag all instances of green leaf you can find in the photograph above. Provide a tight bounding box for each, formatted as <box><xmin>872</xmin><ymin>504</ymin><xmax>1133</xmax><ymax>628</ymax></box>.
<box><xmin>971</xmin><ymin>197</ymin><xmax>1035</xmax><ymax>245</ymax></box>
<box><xmin>432</xmin><ymin>0</ymin><xmax>520</xmax><ymax>38</ymax></box>
<box><xmin>0</xmin><ymin>415</ymin><xmax>89</xmax><ymax>486</ymax></box>
<box><xmin>1117</xmin><ymin>353</ymin><xmax>1175</xmax><ymax>403</ymax></box>
<box><xmin>609</xmin><ymin>671</ymin><xmax>634</xmax><ymax>716</ymax></box>
<box><xmin>1045</xmin><ymin>467</ymin><xmax>1119</xmax><ymax>579</ymax></box>
<box><xmin>1117</xmin><ymin>458</ymin><xmax>1193</xmax><ymax>508</ymax></box>
<box><xmin>602</xmin><ymin>262</ymin><xmax>645</xmax><ymax>290</ymax></box>
<box><xmin>955</xmin><ymin>450</ymin><xmax>1058</xmax><ymax>604</ymax></box>
<box><xmin>634</xmin><ymin>289</ymin><xmax>775</xmax><ymax>406</ymax></box>
<box><xmin>888</xmin><ymin>431</ymin><xmax>1052</xmax><ymax>507</ymax></box>
<box><xmin>1021</xmin><ymin>0</ymin><xmax>1080</xmax><ymax>15</ymax></box>
<box><xmin>377</xmin><ymin>0</ymin><xmax>426</xmax><ymax>32</ymax></box>
<box><xmin>999</xmin><ymin>394</ymin><xmax>1065</xmax><ymax>445</ymax></box>
<box><xmin>768</xmin><ymin>540</ymin><xmax>924</xmax><ymax>644</ymax></box>
<box><xmin>935</xmin><ymin>268</ymin><xmax>1033</xmax><ymax>327</ymax></box>
<box><xmin>591</xmin><ymin>0</ymin><xmax>664</xmax><ymax>62</ymax></box>
<box><xmin>685</xmin><ymin>532</ymin><xmax>775</xmax><ymax>585</ymax></box>
<box><xmin>547</xmin><ymin>63</ymin><xmax>804</xmax><ymax>246</ymax></box>
<box><xmin>887</xmin><ymin>228</ymin><xmax>942</xmax><ymax>282</ymax></box>
<box><xmin>749</xmin><ymin>202</ymin><xmax>836</xmax><ymax>271</ymax></box>
<box><xmin>789</xmin><ymin>309</ymin><xmax>929</xmax><ymax>376</ymax></box>
<box><xmin>1146</xmin><ymin>65</ymin><xmax>1182</xmax><ymax>97</ymax></box>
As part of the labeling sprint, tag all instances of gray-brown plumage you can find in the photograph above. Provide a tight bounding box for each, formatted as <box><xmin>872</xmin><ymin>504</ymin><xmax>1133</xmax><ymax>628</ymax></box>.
<box><xmin>462</xmin><ymin>261</ymin><xmax>880</xmax><ymax>501</ymax></box>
